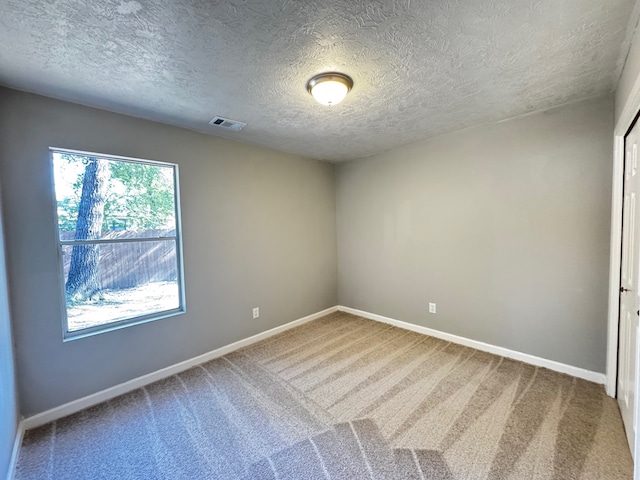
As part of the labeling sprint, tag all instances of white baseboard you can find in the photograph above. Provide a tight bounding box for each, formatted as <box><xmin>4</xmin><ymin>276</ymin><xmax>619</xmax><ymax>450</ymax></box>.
<box><xmin>6</xmin><ymin>419</ymin><xmax>24</xmax><ymax>480</ymax></box>
<box><xmin>21</xmin><ymin>303</ymin><xmax>606</xmax><ymax>432</ymax></box>
<box><xmin>338</xmin><ymin>306</ymin><xmax>606</xmax><ymax>385</ymax></box>
<box><xmin>22</xmin><ymin>306</ymin><xmax>338</xmax><ymax>430</ymax></box>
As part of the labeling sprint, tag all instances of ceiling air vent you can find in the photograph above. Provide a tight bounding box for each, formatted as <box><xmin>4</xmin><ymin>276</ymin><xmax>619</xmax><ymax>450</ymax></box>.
<box><xmin>208</xmin><ymin>116</ymin><xmax>246</xmax><ymax>131</ymax></box>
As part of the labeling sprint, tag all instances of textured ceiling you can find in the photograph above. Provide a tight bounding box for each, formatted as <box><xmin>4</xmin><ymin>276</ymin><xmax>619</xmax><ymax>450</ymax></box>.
<box><xmin>0</xmin><ymin>0</ymin><xmax>637</xmax><ymax>161</ymax></box>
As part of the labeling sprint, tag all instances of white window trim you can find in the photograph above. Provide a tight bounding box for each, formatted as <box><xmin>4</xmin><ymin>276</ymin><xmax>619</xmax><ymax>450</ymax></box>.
<box><xmin>49</xmin><ymin>147</ymin><xmax>186</xmax><ymax>341</ymax></box>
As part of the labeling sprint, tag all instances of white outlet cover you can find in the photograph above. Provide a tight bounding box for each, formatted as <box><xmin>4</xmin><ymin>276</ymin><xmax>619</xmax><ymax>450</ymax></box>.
<box><xmin>429</xmin><ymin>303</ymin><xmax>437</xmax><ymax>314</ymax></box>
<box><xmin>253</xmin><ymin>307</ymin><xmax>260</xmax><ymax>319</ymax></box>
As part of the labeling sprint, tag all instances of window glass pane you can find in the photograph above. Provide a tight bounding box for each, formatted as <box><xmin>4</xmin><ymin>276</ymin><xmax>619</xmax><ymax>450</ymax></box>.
<box><xmin>52</xmin><ymin>152</ymin><xmax>176</xmax><ymax>240</ymax></box>
<box><xmin>62</xmin><ymin>240</ymin><xmax>180</xmax><ymax>332</ymax></box>
<box><xmin>52</xmin><ymin>149</ymin><xmax>184</xmax><ymax>337</ymax></box>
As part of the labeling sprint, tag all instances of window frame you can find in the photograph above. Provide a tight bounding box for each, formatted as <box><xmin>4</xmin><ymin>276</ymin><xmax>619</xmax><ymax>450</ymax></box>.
<box><xmin>50</xmin><ymin>147</ymin><xmax>186</xmax><ymax>341</ymax></box>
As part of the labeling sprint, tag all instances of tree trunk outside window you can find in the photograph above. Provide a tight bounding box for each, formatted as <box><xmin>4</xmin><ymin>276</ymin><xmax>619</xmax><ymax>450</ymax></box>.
<box><xmin>65</xmin><ymin>158</ymin><xmax>109</xmax><ymax>300</ymax></box>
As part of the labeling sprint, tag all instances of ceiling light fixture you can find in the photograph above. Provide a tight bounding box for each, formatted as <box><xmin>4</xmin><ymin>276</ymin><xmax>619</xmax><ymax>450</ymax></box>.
<box><xmin>307</xmin><ymin>72</ymin><xmax>353</xmax><ymax>106</ymax></box>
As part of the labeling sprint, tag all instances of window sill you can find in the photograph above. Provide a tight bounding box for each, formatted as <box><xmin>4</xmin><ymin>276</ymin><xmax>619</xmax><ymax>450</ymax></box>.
<box><xmin>62</xmin><ymin>307</ymin><xmax>186</xmax><ymax>342</ymax></box>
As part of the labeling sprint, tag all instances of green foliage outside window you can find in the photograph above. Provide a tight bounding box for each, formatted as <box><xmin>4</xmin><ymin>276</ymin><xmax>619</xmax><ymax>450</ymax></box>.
<box><xmin>56</xmin><ymin>153</ymin><xmax>176</xmax><ymax>233</ymax></box>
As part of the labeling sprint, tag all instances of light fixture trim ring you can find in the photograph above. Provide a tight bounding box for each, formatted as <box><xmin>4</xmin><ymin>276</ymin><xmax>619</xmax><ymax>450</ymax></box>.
<box><xmin>306</xmin><ymin>72</ymin><xmax>354</xmax><ymax>95</ymax></box>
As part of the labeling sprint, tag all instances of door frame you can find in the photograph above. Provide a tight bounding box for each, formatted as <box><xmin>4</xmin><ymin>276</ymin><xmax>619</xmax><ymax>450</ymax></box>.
<box><xmin>607</xmin><ymin>69</ymin><xmax>640</xmax><ymax>475</ymax></box>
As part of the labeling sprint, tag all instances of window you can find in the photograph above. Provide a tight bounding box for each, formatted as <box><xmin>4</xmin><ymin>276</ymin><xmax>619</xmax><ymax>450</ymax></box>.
<box><xmin>51</xmin><ymin>148</ymin><xmax>185</xmax><ymax>338</ymax></box>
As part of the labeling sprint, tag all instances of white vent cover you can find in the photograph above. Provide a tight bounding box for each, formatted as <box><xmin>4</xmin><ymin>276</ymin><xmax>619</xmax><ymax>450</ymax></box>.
<box><xmin>208</xmin><ymin>116</ymin><xmax>246</xmax><ymax>131</ymax></box>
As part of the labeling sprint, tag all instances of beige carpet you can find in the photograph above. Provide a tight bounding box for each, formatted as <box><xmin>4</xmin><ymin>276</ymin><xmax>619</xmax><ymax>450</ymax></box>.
<box><xmin>16</xmin><ymin>312</ymin><xmax>633</xmax><ymax>479</ymax></box>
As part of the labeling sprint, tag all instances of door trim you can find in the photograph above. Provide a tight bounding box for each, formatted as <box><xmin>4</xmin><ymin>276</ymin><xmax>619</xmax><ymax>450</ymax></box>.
<box><xmin>608</xmin><ymin>61</ymin><xmax>640</xmax><ymax>479</ymax></box>
<box><xmin>607</xmin><ymin>133</ymin><xmax>625</xmax><ymax>398</ymax></box>
<box><xmin>608</xmin><ymin>80</ymin><xmax>640</xmax><ymax>399</ymax></box>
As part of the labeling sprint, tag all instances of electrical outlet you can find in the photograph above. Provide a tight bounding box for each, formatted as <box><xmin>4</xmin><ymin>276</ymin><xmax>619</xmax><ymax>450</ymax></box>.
<box><xmin>428</xmin><ymin>303</ymin><xmax>437</xmax><ymax>314</ymax></box>
<box><xmin>253</xmin><ymin>307</ymin><xmax>260</xmax><ymax>319</ymax></box>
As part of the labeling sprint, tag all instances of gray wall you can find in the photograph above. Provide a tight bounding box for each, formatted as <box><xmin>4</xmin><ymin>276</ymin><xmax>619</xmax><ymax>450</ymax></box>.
<box><xmin>0</xmin><ymin>88</ymin><xmax>338</xmax><ymax>416</ymax></box>
<box><xmin>0</xmin><ymin>177</ymin><xmax>18</xmax><ymax>480</ymax></box>
<box><xmin>336</xmin><ymin>96</ymin><xmax>613</xmax><ymax>373</ymax></box>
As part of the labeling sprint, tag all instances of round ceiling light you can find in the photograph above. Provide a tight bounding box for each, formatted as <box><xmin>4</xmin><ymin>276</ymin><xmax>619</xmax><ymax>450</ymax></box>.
<box><xmin>306</xmin><ymin>72</ymin><xmax>354</xmax><ymax>106</ymax></box>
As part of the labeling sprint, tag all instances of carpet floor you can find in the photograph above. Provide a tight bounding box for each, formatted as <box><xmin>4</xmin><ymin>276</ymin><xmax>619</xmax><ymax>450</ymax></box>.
<box><xmin>15</xmin><ymin>312</ymin><xmax>633</xmax><ymax>479</ymax></box>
